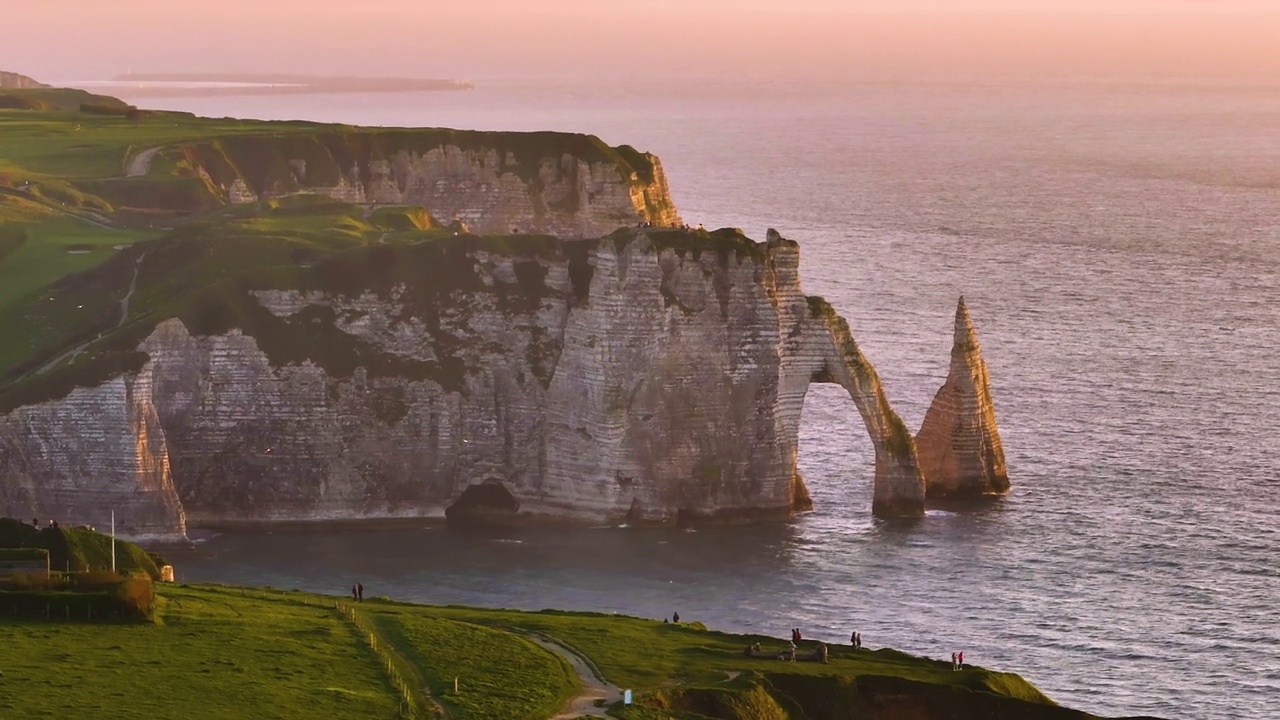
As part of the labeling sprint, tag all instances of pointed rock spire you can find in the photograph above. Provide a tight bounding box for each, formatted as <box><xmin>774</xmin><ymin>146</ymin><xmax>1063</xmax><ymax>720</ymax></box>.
<box><xmin>915</xmin><ymin>297</ymin><xmax>1010</xmax><ymax>499</ymax></box>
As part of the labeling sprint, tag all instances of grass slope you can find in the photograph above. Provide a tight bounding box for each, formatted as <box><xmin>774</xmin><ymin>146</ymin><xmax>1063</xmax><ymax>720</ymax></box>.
<box><xmin>0</xmin><ymin>583</ymin><xmax>1105</xmax><ymax>720</ymax></box>
<box><xmin>0</xmin><ymin>518</ymin><xmax>162</xmax><ymax>579</ymax></box>
<box><xmin>0</xmin><ymin>585</ymin><xmax>399</xmax><ymax>719</ymax></box>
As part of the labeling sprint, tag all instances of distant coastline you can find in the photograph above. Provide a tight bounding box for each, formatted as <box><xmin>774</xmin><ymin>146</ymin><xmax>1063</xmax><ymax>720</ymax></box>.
<box><xmin>97</xmin><ymin>72</ymin><xmax>473</xmax><ymax>98</ymax></box>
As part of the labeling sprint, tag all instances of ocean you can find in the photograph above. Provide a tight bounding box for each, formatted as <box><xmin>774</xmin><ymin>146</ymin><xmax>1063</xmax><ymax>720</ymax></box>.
<box><xmin>92</xmin><ymin>76</ymin><xmax>1280</xmax><ymax>719</ymax></box>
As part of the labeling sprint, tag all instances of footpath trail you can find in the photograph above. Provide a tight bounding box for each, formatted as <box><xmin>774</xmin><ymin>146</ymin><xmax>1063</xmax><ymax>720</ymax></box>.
<box><xmin>117</xmin><ymin>250</ymin><xmax>145</xmax><ymax>325</ymax></box>
<box><xmin>335</xmin><ymin>600</ymin><xmax>448</xmax><ymax>720</ymax></box>
<box><xmin>33</xmin><ymin>250</ymin><xmax>146</xmax><ymax>376</ymax></box>
<box><xmin>526</xmin><ymin>635</ymin><xmax>623</xmax><ymax>720</ymax></box>
<box><xmin>125</xmin><ymin>146</ymin><xmax>162</xmax><ymax>177</ymax></box>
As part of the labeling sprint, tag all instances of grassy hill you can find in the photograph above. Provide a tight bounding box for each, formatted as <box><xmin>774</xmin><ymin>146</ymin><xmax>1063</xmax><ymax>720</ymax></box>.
<box><xmin>0</xmin><ymin>582</ymin><xmax>1127</xmax><ymax>720</ymax></box>
<box><xmin>0</xmin><ymin>517</ymin><xmax>163</xmax><ymax>578</ymax></box>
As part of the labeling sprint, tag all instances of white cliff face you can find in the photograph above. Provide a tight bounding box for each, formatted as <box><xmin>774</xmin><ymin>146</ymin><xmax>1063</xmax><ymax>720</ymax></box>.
<box><xmin>915</xmin><ymin>298</ymin><xmax>1010</xmax><ymax>499</ymax></box>
<box><xmin>0</xmin><ymin>71</ymin><xmax>48</xmax><ymax>89</ymax></box>
<box><xmin>0</xmin><ymin>229</ymin><xmax>931</xmax><ymax>536</ymax></box>
<box><xmin>0</xmin><ymin>374</ymin><xmax>186</xmax><ymax>542</ymax></box>
<box><xmin>177</xmin><ymin>137</ymin><xmax>681</xmax><ymax>237</ymax></box>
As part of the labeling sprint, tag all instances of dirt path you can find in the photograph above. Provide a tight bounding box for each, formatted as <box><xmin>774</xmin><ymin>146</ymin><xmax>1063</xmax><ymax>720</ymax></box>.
<box><xmin>34</xmin><ymin>251</ymin><xmax>146</xmax><ymax>375</ymax></box>
<box><xmin>117</xmin><ymin>251</ymin><xmax>145</xmax><ymax>327</ymax></box>
<box><xmin>526</xmin><ymin>635</ymin><xmax>623</xmax><ymax>720</ymax></box>
<box><xmin>0</xmin><ymin>187</ymin><xmax>117</xmax><ymax>229</ymax></box>
<box><xmin>125</xmin><ymin>146</ymin><xmax>162</xmax><ymax>177</ymax></box>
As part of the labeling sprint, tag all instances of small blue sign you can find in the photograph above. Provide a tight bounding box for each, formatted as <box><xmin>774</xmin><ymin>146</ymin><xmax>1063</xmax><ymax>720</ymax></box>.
<box><xmin>624</xmin><ymin>689</ymin><xmax>633</xmax><ymax>705</ymax></box>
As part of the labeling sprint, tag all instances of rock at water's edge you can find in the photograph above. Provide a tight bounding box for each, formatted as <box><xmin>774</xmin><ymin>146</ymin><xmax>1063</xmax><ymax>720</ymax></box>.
<box><xmin>915</xmin><ymin>297</ymin><xmax>1010</xmax><ymax>499</ymax></box>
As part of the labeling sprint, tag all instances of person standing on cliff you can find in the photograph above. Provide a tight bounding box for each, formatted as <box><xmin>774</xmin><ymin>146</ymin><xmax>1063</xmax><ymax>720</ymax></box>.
<box><xmin>672</xmin><ymin>612</ymin><xmax>679</xmax><ymax>623</ymax></box>
<box><xmin>351</xmin><ymin>584</ymin><xmax>358</xmax><ymax>601</ymax></box>
<box><xmin>958</xmin><ymin>651</ymin><xmax>964</xmax><ymax>668</ymax></box>
<box><xmin>357</xmin><ymin>583</ymin><xmax>364</xmax><ymax>602</ymax></box>
<box><xmin>951</xmin><ymin>652</ymin><xmax>957</xmax><ymax>670</ymax></box>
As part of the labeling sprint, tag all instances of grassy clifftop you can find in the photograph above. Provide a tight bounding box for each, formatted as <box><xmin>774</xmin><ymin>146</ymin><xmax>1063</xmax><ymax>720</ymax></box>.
<box><xmin>0</xmin><ymin>79</ymin><xmax>679</xmax><ymax>410</ymax></box>
<box><xmin>0</xmin><ymin>99</ymin><xmax>658</xmax><ymax>194</ymax></box>
<box><xmin>0</xmin><ymin>198</ymin><xmax>763</xmax><ymax>412</ymax></box>
<box><xmin>0</xmin><ymin>88</ymin><xmax>670</xmax><ymax>390</ymax></box>
<box><xmin>0</xmin><ymin>517</ymin><xmax>163</xmax><ymax>578</ymax></box>
<box><xmin>0</xmin><ymin>582</ymin><xmax>1121</xmax><ymax>720</ymax></box>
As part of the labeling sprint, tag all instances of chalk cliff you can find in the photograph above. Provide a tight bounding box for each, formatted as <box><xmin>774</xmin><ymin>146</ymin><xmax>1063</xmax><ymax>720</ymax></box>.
<box><xmin>0</xmin><ymin>71</ymin><xmax>47</xmax><ymax>89</ymax></box>
<box><xmin>0</xmin><ymin>229</ymin><xmax>926</xmax><ymax>539</ymax></box>
<box><xmin>915</xmin><ymin>297</ymin><xmax>1010</xmax><ymax>499</ymax></box>
<box><xmin>140</xmin><ymin>132</ymin><xmax>681</xmax><ymax>236</ymax></box>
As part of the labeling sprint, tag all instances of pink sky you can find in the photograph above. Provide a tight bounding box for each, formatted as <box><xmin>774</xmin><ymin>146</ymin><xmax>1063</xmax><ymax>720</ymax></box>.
<box><xmin>6</xmin><ymin>1</ymin><xmax>1278</xmax><ymax>81</ymax></box>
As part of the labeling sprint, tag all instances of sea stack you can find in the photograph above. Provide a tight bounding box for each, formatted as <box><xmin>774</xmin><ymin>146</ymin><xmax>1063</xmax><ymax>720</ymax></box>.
<box><xmin>915</xmin><ymin>297</ymin><xmax>1010</xmax><ymax>499</ymax></box>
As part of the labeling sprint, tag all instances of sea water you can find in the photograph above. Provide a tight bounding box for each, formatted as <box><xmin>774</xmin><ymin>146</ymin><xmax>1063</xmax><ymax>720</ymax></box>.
<box><xmin>115</xmin><ymin>76</ymin><xmax>1279</xmax><ymax>719</ymax></box>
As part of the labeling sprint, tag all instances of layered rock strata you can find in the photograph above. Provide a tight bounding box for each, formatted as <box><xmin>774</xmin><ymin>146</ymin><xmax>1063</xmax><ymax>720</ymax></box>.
<box><xmin>161</xmin><ymin>134</ymin><xmax>682</xmax><ymax>236</ymax></box>
<box><xmin>0</xmin><ymin>71</ymin><xmax>47</xmax><ymax>89</ymax></box>
<box><xmin>0</xmin><ymin>229</ymin><xmax>927</xmax><ymax>538</ymax></box>
<box><xmin>915</xmin><ymin>297</ymin><xmax>1010</xmax><ymax>499</ymax></box>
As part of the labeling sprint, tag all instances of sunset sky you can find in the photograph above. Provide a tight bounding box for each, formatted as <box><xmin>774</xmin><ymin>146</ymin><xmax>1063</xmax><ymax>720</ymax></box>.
<box><xmin>7</xmin><ymin>1</ymin><xmax>1279</xmax><ymax>81</ymax></box>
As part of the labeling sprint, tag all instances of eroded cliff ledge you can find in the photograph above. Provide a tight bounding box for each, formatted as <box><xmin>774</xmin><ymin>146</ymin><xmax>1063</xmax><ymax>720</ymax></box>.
<box><xmin>0</xmin><ymin>228</ymin><xmax>932</xmax><ymax>539</ymax></box>
<box><xmin>103</xmin><ymin>130</ymin><xmax>681</xmax><ymax>237</ymax></box>
<box><xmin>915</xmin><ymin>297</ymin><xmax>1010</xmax><ymax>499</ymax></box>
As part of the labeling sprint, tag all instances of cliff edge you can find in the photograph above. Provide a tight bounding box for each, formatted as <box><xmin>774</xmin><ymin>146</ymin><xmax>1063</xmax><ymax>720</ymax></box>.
<box><xmin>0</xmin><ymin>71</ymin><xmax>47</xmax><ymax>89</ymax></box>
<box><xmin>109</xmin><ymin>130</ymin><xmax>682</xmax><ymax>236</ymax></box>
<box><xmin>0</xmin><ymin>225</ymin><xmax>927</xmax><ymax>538</ymax></box>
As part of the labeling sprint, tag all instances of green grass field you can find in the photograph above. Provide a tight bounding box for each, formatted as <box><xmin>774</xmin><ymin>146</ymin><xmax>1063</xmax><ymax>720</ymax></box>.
<box><xmin>0</xmin><ymin>585</ymin><xmax>400</xmax><ymax>719</ymax></box>
<box><xmin>0</xmin><ymin>582</ymin><xmax>1095</xmax><ymax>720</ymax></box>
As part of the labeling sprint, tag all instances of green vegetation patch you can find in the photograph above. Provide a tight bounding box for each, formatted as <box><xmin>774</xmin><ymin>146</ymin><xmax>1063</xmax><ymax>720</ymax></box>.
<box><xmin>0</xmin><ymin>223</ymin><xmax>26</xmax><ymax>263</ymax></box>
<box><xmin>0</xmin><ymin>88</ymin><xmax>131</xmax><ymax>112</ymax></box>
<box><xmin>0</xmin><ymin>585</ymin><xmax>399</xmax><ymax>719</ymax></box>
<box><xmin>0</xmin><ymin>518</ymin><xmax>161</xmax><ymax>579</ymax></box>
<box><xmin>0</xmin><ymin>547</ymin><xmax>48</xmax><ymax>562</ymax></box>
<box><xmin>0</xmin><ymin>583</ymin><xmax>1088</xmax><ymax>719</ymax></box>
<box><xmin>369</xmin><ymin>610</ymin><xmax>579</xmax><ymax>719</ymax></box>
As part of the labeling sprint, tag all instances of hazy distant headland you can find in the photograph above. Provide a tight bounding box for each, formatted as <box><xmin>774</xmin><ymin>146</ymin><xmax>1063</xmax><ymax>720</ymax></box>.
<box><xmin>106</xmin><ymin>72</ymin><xmax>474</xmax><ymax>98</ymax></box>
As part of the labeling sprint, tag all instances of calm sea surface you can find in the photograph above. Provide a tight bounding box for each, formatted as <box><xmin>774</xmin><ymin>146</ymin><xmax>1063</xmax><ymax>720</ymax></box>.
<box><xmin>97</xmin><ymin>77</ymin><xmax>1279</xmax><ymax>719</ymax></box>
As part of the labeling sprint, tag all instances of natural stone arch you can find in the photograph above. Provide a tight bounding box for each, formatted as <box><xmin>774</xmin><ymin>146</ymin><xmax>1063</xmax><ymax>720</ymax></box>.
<box><xmin>764</xmin><ymin>229</ymin><xmax>926</xmax><ymax>518</ymax></box>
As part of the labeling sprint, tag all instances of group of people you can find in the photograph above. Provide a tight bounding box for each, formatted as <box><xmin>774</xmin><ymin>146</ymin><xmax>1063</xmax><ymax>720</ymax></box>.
<box><xmin>951</xmin><ymin>651</ymin><xmax>965</xmax><ymax>670</ymax></box>
<box><xmin>32</xmin><ymin>517</ymin><xmax>59</xmax><ymax>529</ymax></box>
<box><xmin>784</xmin><ymin>627</ymin><xmax>863</xmax><ymax>650</ymax></box>
<box><xmin>350</xmin><ymin>583</ymin><xmax>365</xmax><ymax>602</ymax></box>
<box><xmin>636</xmin><ymin>221</ymin><xmax>706</xmax><ymax>232</ymax></box>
